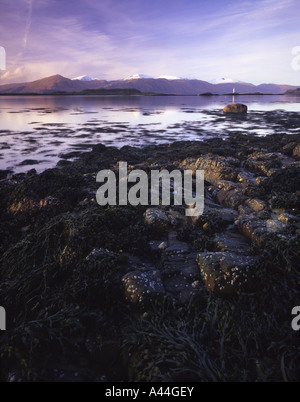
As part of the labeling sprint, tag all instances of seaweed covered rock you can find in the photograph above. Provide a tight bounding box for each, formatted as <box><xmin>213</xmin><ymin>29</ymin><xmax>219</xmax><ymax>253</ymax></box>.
<box><xmin>223</xmin><ymin>104</ymin><xmax>248</xmax><ymax>114</ymax></box>
<box><xmin>122</xmin><ymin>270</ymin><xmax>165</xmax><ymax>306</ymax></box>
<box><xmin>293</xmin><ymin>142</ymin><xmax>300</xmax><ymax>158</ymax></box>
<box><xmin>235</xmin><ymin>214</ymin><xmax>288</xmax><ymax>248</ymax></box>
<box><xmin>217</xmin><ymin>180</ymin><xmax>245</xmax><ymax>209</ymax></box>
<box><xmin>180</xmin><ymin>155</ymin><xmax>239</xmax><ymax>187</ymax></box>
<box><xmin>144</xmin><ymin>208</ymin><xmax>177</xmax><ymax>232</ymax></box>
<box><xmin>197</xmin><ymin>252</ymin><xmax>259</xmax><ymax>296</ymax></box>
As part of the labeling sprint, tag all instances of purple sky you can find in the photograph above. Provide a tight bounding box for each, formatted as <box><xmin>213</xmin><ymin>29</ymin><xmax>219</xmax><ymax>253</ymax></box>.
<box><xmin>0</xmin><ymin>0</ymin><xmax>299</xmax><ymax>85</ymax></box>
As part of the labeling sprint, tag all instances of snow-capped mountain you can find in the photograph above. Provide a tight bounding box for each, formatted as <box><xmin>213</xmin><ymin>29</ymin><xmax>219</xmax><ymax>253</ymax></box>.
<box><xmin>157</xmin><ymin>75</ymin><xmax>181</xmax><ymax>80</ymax></box>
<box><xmin>124</xmin><ymin>74</ymin><xmax>154</xmax><ymax>80</ymax></box>
<box><xmin>72</xmin><ymin>75</ymin><xmax>96</xmax><ymax>81</ymax></box>
<box><xmin>0</xmin><ymin>74</ymin><xmax>296</xmax><ymax>95</ymax></box>
<box><xmin>125</xmin><ymin>74</ymin><xmax>183</xmax><ymax>81</ymax></box>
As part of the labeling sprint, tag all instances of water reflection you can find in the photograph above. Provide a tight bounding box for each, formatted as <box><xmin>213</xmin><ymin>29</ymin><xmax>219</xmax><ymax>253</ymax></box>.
<box><xmin>0</xmin><ymin>95</ymin><xmax>299</xmax><ymax>173</ymax></box>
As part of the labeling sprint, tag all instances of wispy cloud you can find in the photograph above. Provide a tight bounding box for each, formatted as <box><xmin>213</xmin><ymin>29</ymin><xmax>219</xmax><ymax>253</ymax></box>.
<box><xmin>23</xmin><ymin>0</ymin><xmax>33</xmax><ymax>50</ymax></box>
<box><xmin>0</xmin><ymin>0</ymin><xmax>299</xmax><ymax>84</ymax></box>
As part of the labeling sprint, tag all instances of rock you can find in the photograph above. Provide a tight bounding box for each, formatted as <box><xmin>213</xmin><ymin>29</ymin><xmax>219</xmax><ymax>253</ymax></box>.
<box><xmin>214</xmin><ymin>229</ymin><xmax>250</xmax><ymax>254</ymax></box>
<box><xmin>238</xmin><ymin>204</ymin><xmax>253</xmax><ymax>215</ymax></box>
<box><xmin>122</xmin><ymin>270</ymin><xmax>165</xmax><ymax>306</ymax></box>
<box><xmin>148</xmin><ymin>240</ymin><xmax>165</xmax><ymax>252</ymax></box>
<box><xmin>282</xmin><ymin>141</ymin><xmax>298</xmax><ymax>156</ymax></box>
<box><xmin>265</xmin><ymin>219</ymin><xmax>287</xmax><ymax>232</ymax></box>
<box><xmin>144</xmin><ymin>208</ymin><xmax>177</xmax><ymax>231</ymax></box>
<box><xmin>163</xmin><ymin>274</ymin><xmax>194</xmax><ymax>300</ymax></box>
<box><xmin>158</xmin><ymin>241</ymin><xmax>168</xmax><ymax>250</ymax></box>
<box><xmin>85</xmin><ymin>248</ymin><xmax>118</xmax><ymax>261</ymax></box>
<box><xmin>160</xmin><ymin>250</ymin><xmax>201</xmax><ymax>305</ymax></box>
<box><xmin>217</xmin><ymin>181</ymin><xmax>245</xmax><ymax>209</ymax></box>
<box><xmin>165</xmin><ymin>231</ymin><xmax>190</xmax><ymax>254</ymax></box>
<box><xmin>244</xmin><ymin>152</ymin><xmax>297</xmax><ymax>185</ymax></box>
<box><xmin>181</xmin><ymin>155</ymin><xmax>238</xmax><ymax>187</ymax></box>
<box><xmin>270</xmin><ymin>192</ymin><xmax>300</xmax><ymax>210</ymax></box>
<box><xmin>213</xmin><ymin>207</ymin><xmax>238</xmax><ymax>224</ymax></box>
<box><xmin>244</xmin><ymin>198</ymin><xmax>268</xmax><ymax>212</ymax></box>
<box><xmin>0</xmin><ymin>170</ymin><xmax>10</xmax><ymax>180</ymax></box>
<box><xmin>256</xmin><ymin>210</ymin><xmax>271</xmax><ymax>220</ymax></box>
<box><xmin>223</xmin><ymin>104</ymin><xmax>248</xmax><ymax>114</ymax></box>
<box><xmin>277</xmin><ymin>213</ymin><xmax>299</xmax><ymax>224</ymax></box>
<box><xmin>161</xmin><ymin>252</ymin><xmax>199</xmax><ymax>279</ymax></box>
<box><xmin>237</xmin><ymin>170</ymin><xmax>256</xmax><ymax>185</ymax></box>
<box><xmin>293</xmin><ymin>142</ymin><xmax>300</xmax><ymax>158</ymax></box>
<box><xmin>197</xmin><ymin>252</ymin><xmax>258</xmax><ymax>296</ymax></box>
<box><xmin>235</xmin><ymin>215</ymin><xmax>288</xmax><ymax>247</ymax></box>
<box><xmin>255</xmin><ymin>176</ymin><xmax>269</xmax><ymax>186</ymax></box>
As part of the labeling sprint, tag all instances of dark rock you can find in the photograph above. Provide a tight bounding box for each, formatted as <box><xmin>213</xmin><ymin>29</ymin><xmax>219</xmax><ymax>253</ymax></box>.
<box><xmin>0</xmin><ymin>170</ymin><xmax>13</xmax><ymax>180</ymax></box>
<box><xmin>223</xmin><ymin>104</ymin><xmax>248</xmax><ymax>114</ymax></box>
<box><xmin>256</xmin><ymin>210</ymin><xmax>271</xmax><ymax>220</ymax></box>
<box><xmin>217</xmin><ymin>181</ymin><xmax>245</xmax><ymax>209</ymax></box>
<box><xmin>214</xmin><ymin>229</ymin><xmax>250</xmax><ymax>254</ymax></box>
<box><xmin>235</xmin><ymin>215</ymin><xmax>288</xmax><ymax>247</ymax></box>
<box><xmin>293</xmin><ymin>142</ymin><xmax>300</xmax><ymax>158</ymax></box>
<box><xmin>18</xmin><ymin>159</ymin><xmax>40</xmax><ymax>166</ymax></box>
<box><xmin>277</xmin><ymin>213</ymin><xmax>299</xmax><ymax>224</ymax></box>
<box><xmin>244</xmin><ymin>198</ymin><xmax>268</xmax><ymax>212</ymax></box>
<box><xmin>237</xmin><ymin>170</ymin><xmax>256</xmax><ymax>185</ymax></box>
<box><xmin>165</xmin><ymin>231</ymin><xmax>190</xmax><ymax>254</ymax></box>
<box><xmin>197</xmin><ymin>252</ymin><xmax>258</xmax><ymax>296</ymax></box>
<box><xmin>122</xmin><ymin>270</ymin><xmax>165</xmax><ymax>306</ymax></box>
<box><xmin>27</xmin><ymin>168</ymin><xmax>37</xmax><ymax>176</ymax></box>
<box><xmin>181</xmin><ymin>155</ymin><xmax>238</xmax><ymax>187</ymax></box>
<box><xmin>238</xmin><ymin>203</ymin><xmax>253</xmax><ymax>215</ymax></box>
<box><xmin>282</xmin><ymin>141</ymin><xmax>298</xmax><ymax>156</ymax></box>
<box><xmin>144</xmin><ymin>208</ymin><xmax>177</xmax><ymax>231</ymax></box>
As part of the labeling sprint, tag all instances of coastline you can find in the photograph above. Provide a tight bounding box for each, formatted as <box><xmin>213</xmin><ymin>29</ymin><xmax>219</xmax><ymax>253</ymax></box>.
<box><xmin>0</xmin><ymin>131</ymin><xmax>299</xmax><ymax>382</ymax></box>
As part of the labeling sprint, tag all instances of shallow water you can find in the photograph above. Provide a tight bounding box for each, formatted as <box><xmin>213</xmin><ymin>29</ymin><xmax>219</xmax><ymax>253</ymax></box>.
<box><xmin>0</xmin><ymin>94</ymin><xmax>299</xmax><ymax>173</ymax></box>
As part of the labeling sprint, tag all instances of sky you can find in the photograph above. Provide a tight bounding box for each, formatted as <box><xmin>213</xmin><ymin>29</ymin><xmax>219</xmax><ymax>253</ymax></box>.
<box><xmin>0</xmin><ymin>0</ymin><xmax>300</xmax><ymax>85</ymax></box>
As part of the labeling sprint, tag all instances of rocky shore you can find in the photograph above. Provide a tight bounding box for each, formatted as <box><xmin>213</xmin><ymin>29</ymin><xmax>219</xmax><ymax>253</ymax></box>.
<box><xmin>0</xmin><ymin>131</ymin><xmax>299</xmax><ymax>382</ymax></box>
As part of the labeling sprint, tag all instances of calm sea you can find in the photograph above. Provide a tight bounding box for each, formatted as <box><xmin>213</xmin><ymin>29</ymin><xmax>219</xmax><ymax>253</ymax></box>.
<box><xmin>0</xmin><ymin>94</ymin><xmax>299</xmax><ymax>173</ymax></box>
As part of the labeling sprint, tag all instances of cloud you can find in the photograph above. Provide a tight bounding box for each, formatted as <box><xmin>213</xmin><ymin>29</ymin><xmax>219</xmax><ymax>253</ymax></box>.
<box><xmin>23</xmin><ymin>0</ymin><xmax>33</xmax><ymax>50</ymax></box>
<box><xmin>0</xmin><ymin>0</ymin><xmax>299</xmax><ymax>84</ymax></box>
<box><xmin>0</xmin><ymin>66</ymin><xmax>27</xmax><ymax>82</ymax></box>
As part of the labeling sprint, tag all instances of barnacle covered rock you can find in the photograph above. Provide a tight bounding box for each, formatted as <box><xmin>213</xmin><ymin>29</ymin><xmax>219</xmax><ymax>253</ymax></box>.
<box><xmin>122</xmin><ymin>270</ymin><xmax>165</xmax><ymax>306</ymax></box>
<box><xmin>144</xmin><ymin>208</ymin><xmax>177</xmax><ymax>232</ymax></box>
<box><xmin>197</xmin><ymin>252</ymin><xmax>258</xmax><ymax>296</ymax></box>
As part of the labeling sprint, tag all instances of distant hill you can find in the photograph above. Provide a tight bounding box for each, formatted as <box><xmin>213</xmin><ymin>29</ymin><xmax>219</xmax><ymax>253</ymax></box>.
<box><xmin>57</xmin><ymin>88</ymin><xmax>144</xmax><ymax>96</ymax></box>
<box><xmin>0</xmin><ymin>74</ymin><xmax>297</xmax><ymax>95</ymax></box>
<box><xmin>284</xmin><ymin>88</ymin><xmax>300</xmax><ymax>95</ymax></box>
<box><xmin>0</xmin><ymin>75</ymin><xmax>108</xmax><ymax>94</ymax></box>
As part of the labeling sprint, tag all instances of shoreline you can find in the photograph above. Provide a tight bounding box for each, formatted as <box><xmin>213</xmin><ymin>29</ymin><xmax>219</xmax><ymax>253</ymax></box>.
<box><xmin>0</xmin><ymin>92</ymin><xmax>293</xmax><ymax>97</ymax></box>
<box><xmin>2</xmin><ymin>107</ymin><xmax>300</xmax><ymax>176</ymax></box>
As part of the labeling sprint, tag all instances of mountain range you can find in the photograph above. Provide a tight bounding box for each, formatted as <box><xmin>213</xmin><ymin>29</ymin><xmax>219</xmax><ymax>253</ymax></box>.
<box><xmin>0</xmin><ymin>74</ymin><xmax>297</xmax><ymax>95</ymax></box>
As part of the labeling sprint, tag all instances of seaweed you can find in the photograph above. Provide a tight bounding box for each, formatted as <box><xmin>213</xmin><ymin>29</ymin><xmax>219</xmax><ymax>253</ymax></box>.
<box><xmin>0</xmin><ymin>133</ymin><xmax>299</xmax><ymax>382</ymax></box>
